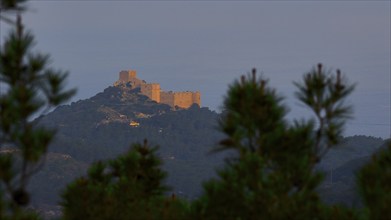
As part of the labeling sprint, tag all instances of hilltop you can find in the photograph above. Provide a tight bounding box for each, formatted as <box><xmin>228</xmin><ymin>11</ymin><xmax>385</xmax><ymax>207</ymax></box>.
<box><xmin>33</xmin><ymin>79</ymin><xmax>224</xmax><ymax>208</ymax></box>
<box><xmin>38</xmin><ymin>83</ymin><xmax>221</xmax><ymax>162</ymax></box>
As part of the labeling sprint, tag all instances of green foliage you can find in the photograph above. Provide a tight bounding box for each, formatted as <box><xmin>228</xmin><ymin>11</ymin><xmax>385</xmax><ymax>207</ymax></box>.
<box><xmin>294</xmin><ymin>64</ymin><xmax>355</xmax><ymax>154</ymax></box>
<box><xmin>192</xmin><ymin>66</ymin><xmax>356</xmax><ymax>219</ymax></box>
<box><xmin>219</xmin><ymin>69</ymin><xmax>287</xmax><ymax>155</ymax></box>
<box><xmin>61</xmin><ymin>140</ymin><xmax>188</xmax><ymax>220</ymax></box>
<box><xmin>0</xmin><ymin>1</ymin><xmax>75</xmax><ymax>218</ymax></box>
<box><xmin>357</xmin><ymin>141</ymin><xmax>391</xmax><ymax>219</ymax></box>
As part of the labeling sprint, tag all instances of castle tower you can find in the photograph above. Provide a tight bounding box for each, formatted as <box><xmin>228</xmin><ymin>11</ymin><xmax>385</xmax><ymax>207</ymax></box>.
<box><xmin>115</xmin><ymin>70</ymin><xmax>143</xmax><ymax>87</ymax></box>
<box><xmin>119</xmin><ymin>70</ymin><xmax>137</xmax><ymax>82</ymax></box>
<box><xmin>140</xmin><ymin>83</ymin><xmax>161</xmax><ymax>103</ymax></box>
<box><xmin>192</xmin><ymin>91</ymin><xmax>201</xmax><ymax>106</ymax></box>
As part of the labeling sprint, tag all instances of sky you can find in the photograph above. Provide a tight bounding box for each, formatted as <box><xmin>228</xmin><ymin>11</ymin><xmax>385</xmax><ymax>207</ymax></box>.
<box><xmin>1</xmin><ymin>1</ymin><xmax>390</xmax><ymax>138</ymax></box>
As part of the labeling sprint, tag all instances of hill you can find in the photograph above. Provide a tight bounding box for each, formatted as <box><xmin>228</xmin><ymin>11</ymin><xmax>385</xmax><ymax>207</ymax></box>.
<box><xmin>33</xmin><ymin>84</ymin><xmax>225</xmax><ymax>207</ymax></box>
<box><xmin>317</xmin><ymin>137</ymin><xmax>387</xmax><ymax>207</ymax></box>
<box><xmin>31</xmin><ymin>83</ymin><xmax>386</xmax><ymax>213</ymax></box>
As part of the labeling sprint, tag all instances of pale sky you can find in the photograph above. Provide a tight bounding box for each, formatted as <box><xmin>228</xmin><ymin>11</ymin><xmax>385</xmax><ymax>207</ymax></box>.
<box><xmin>1</xmin><ymin>1</ymin><xmax>390</xmax><ymax>138</ymax></box>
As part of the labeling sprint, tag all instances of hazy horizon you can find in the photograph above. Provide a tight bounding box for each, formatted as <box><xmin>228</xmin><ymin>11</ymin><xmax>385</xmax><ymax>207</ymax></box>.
<box><xmin>1</xmin><ymin>1</ymin><xmax>389</xmax><ymax>138</ymax></box>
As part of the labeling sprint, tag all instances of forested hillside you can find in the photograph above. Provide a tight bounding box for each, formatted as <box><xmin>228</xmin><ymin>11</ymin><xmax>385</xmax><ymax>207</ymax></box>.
<box><xmin>28</xmin><ymin>84</ymin><xmax>386</xmax><ymax>214</ymax></box>
<box><xmin>31</xmin><ymin>85</ymin><xmax>225</xmax><ymax>209</ymax></box>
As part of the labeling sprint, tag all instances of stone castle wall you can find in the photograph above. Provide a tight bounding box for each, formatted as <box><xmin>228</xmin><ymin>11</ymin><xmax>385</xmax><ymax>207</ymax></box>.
<box><xmin>160</xmin><ymin>91</ymin><xmax>175</xmax><ymax>107</ymax></box>
<box><xmin>160</xmin><ymin>91</ymin><xmax>201</xmax><ymax>109</ymax></box>
<box><xmin>140</xmin><ymin>83</ymin><xmax>161</xmax><ymax>103</ymax></box>
<box><xmin>114</xmin><ymin>70</ymin><xmax>200</xmax><ymax>109</ymax></box>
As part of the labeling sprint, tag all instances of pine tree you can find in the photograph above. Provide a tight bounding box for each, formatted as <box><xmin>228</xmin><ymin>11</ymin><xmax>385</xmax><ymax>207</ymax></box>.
<box><xmin>357</xmin><ymin>141</ymin><xmax>391</xmax><ymax>220</ymax></box>
<box><xmin>0</xmin><ymin>0</ymin><xmax>76</xmax><ymax>218</ymax></box>
<box><xmin>62</xmin><ymin>140</ymin><xmax>189</xmax><ymax>220</ymax></box>
<box><xmin>192</xmin><ymin>65</ymin><xmax>357</xmax><ymax>219</ymax></box>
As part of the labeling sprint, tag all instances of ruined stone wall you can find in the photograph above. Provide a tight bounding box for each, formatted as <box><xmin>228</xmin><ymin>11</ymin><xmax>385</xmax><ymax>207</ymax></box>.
<box><xmin>128</xmin><ymin>77</ymin><xmax>144</xmax><ymax>88</ymax></box>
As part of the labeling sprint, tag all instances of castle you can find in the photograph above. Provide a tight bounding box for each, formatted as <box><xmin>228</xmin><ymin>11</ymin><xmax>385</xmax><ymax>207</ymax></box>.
<box><xmin>114</xmin><ymin>70</ymin><xmax>201</xmax><ymax>109</ymax></box>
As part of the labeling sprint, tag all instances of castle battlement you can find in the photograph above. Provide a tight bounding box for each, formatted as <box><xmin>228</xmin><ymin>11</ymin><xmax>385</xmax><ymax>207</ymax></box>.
<box><xmin>114</xmin><ymin>70</ymin><xmax>201</xmax><ymax>109</ymax></box>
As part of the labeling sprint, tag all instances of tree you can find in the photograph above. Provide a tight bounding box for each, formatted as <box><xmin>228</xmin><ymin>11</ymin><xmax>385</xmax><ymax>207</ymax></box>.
<box><xmin>0</xmin><ymin>0</ymin><xmax>76</xmax><ymax>218</ymax></box>
<box><xmin>61</xmin><ymin>140</ymin><xmax>189</xmax><ymax>220</ymax></box>
<box><xmin>357</xmin><ymin>141</ymin><xmax>391</xmax><ymax>220</ymax></box>
<box><xmin>191</xmin><ymin>65</ymin><xmax>357</xmax><ymax>219</ymax></box>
